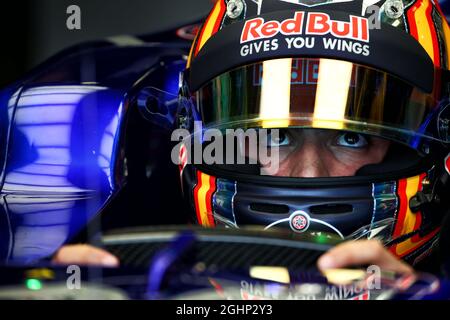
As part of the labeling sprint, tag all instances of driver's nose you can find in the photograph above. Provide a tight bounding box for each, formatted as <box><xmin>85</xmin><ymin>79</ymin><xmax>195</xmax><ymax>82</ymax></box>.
<box><xmin>274</xmin><ymin>141</ymin><xmax>330</xmax><ymax>178</ymax></box>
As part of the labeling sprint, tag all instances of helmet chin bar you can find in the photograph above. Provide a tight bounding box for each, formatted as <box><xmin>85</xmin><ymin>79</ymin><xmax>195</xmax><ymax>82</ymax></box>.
<box><xmin>182</xmin><ymin>158</ymin><xmax>448</xmax><ymax>265</ymax></box>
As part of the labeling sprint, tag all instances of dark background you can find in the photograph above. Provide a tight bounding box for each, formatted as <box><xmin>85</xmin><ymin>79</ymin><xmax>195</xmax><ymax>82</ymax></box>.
<box><xmin>2</xmin><ymin>0</ymin><xmax>450</xmax><ymax>89</ymax></box>
<box><xmin>0</xmin><ymin>0</ymin><xmax>214</xmax><ymax>88</ymax></box>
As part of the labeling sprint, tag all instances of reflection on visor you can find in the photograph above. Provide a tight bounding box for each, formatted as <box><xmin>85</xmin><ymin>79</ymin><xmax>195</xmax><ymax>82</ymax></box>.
<box><xmin>258</xmin><ymin>58</ymin><xmax>355</xmax><ymax>129</ymax></box>
<box><xmin>195</xmin><ymin>58</ymin><xmax>443</xmax><ymax>146</ymax></box>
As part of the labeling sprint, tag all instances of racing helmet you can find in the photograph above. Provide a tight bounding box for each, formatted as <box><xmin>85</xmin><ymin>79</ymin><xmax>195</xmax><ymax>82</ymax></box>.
<box><xmin>176</xmin><ymin>0</ymin><xmax>450</xmax><ymax>265</ymax></box>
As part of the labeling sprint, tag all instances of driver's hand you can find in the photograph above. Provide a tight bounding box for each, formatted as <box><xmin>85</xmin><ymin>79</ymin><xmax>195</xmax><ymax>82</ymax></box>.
<box><xmin>53</xmin><ymin>240</ymin><xmax>413</xmax><ymax>274</ymax></box>
<box><xmin>317</xmin><ymin>240</ymin><xmax>414</xmax><ymax>274</ymax></box>
<box><xmin>52</xmin><ymin>245</ymin><xmax>120</xmax><ymax>267</ymax></box>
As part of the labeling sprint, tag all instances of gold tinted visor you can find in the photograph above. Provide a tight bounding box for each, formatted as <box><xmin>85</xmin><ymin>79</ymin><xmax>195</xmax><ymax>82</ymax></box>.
<box><xmin>195</xmin><ymin>58</ymin><xmax>444</xmax><ymax>147</ymax></box>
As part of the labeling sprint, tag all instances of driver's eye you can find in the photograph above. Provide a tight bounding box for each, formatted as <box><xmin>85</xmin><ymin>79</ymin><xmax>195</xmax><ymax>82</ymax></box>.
<box><xmin>267</xmin><ymin>130</ymin><xmax>291</xmax><ymax>147</ymax></box>
<box><xmin>335</xmin><ymin>132</ymin><xmax>369</xmax><ymax>148</ymax></box>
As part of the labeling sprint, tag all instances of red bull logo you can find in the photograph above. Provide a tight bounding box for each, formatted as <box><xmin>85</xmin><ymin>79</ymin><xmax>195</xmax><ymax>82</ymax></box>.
<box><xmin>241</xmin><ymin>11</ymin><xmax>369</xmax><ymax>43</ymax></box>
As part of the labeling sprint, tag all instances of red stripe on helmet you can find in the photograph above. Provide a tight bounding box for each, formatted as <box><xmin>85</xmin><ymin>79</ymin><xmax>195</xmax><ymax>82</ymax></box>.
<box><xmin>406</xmin><ymin>1</ymin><xmax>420</xmax><ymax>39</ymax></box>
<box><xmin>205</xmin><ymin>175</ymin><xmax>217</xmax><ymax>227</ymax></box>
<box><xmin>193</xmin><ymin>170</ymin><xmax>204</xmax><ymax>225</ymax></box>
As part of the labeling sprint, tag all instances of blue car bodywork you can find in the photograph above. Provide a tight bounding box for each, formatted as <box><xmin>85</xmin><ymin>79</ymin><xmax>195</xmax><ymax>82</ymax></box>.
<box><xmin>0</xmin><ymin>37</ymin><xmax>190</xmax><ymax>264</ymax></box>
